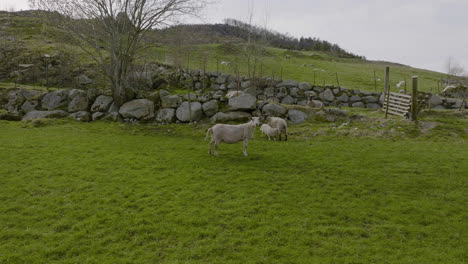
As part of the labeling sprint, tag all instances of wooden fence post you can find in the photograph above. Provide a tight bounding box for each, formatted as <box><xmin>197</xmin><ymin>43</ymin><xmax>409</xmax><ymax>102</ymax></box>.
<box><xmin>412</xmin><ymin>76</ymin><xmax>418</xmax><ymax>122</ymax></box>
<box><xmin>384</xmin><ymin>67</ymin><xmax>390</xmax><ymax>119</ymax></box>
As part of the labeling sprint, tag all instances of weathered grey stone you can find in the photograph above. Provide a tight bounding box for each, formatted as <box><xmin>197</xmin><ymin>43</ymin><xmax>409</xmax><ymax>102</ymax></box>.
<box><xmin>21</xmin><ymin>100</ymin><xmax>39</xmax><ymax>113</ymax></box>
<box><xmin>308</xmin><ymin>100</ymin><xmax>324</xmax><ymax>108</ymax></box>
<box><xmin>103</xmin><ymin>112</ymin><xmax>123</xmax><ymax>122</ymax></box>
<box><xmin>228</xmin><ymin>94</ymin><xmax>257</xmax><ymax>111</ymax></box>
<box><xmin>107</xmin><ymin>102</ymin><xmax>119</xmax><ymax>113</ymax></box>
<box><xmin>202</xmin><ymin>100</ymin><xmax>219</xmax><ymax>117</ymax></box>
<box><xmin>68</xmin><ymin>94</ymin><xmax>89</xmax><ymax>112</ymax></box>
<box><xmin>319</xmin><ymin>89</ymin><xmax>335</xmax><ymax>101</ymax></box>
<box><xmin>298</xmin><ymin>82</ymin><xmax>312</xmax><ymax>91</ymax></box>
<box><xmin>211</xmin><ymin>84</ymin><xmax>221</xmax><ymax>90</ymax></box>
<box><xmin>289</xmin><ymin>88</ymin><xmax>301</xmax><ymax>97</ymax></box>
<box><xmin>216</xmin><ymin>76</ymin><xmax>227</xmax><ymax>84</ymax></box>
<box><xmin>147</xmin><ymin>91</ymin><xmax>161</xmax><ymax>105</ymax></box>
<box><xmin>333</xmin><ymin>88</ymin><xmax>340</xmax><ymax>95</ymax></box>
<box><xmin>92</xmin><ymin>112</ymin><xmax>106</xmax><ymax>121</ymax></box>
<box><xmin>281</xmin><ymin>95</ymin><xmax>296</xmax><ymax>105</ymax></box>
<box><xmin>364</xmin><ymin>96</ymin><xmax>379</xmax><ymax>103</ymax></box>
<box><xmin>68</xmin><ymin>89</ymin><xmax>85</xmax><ymax>99</ymax></box>
<box><xmin>278</xmin><ymin>79</ymin><xmax>298</xmax><ymax>87</ymax></box>
<box><xmin>219</xmin><ymin>84</ymin><xmax>227</xmax><ymax>91</ymax></box>
<box><xmin>198</xmin><ymin>94</ymin><xmax>212</xmax><ymax>103</ymax></box>
<box><xmin>69</xmin><ymin>111</ymin><xmax>91</xmax><ymax>122</ymax></box>
<box><xmin>22</xmin><ymin>110</ymin><xmax>68</xmax><ymax>121</ymax></box>
<box><xmin>76</xmin><ymin>74</ymin><xmax>93</xmax><ymax>85</ymax></box>
<box><xmin>176</xmin><ymin>101</ymin><xmax>203</xmax><ymax>122</ymax></box>
<box><xmin>243</xmin><ymin>87</ymin><xmax>257</xmax><ymax>96</ymax></box>
<box><xmin>156</xmin><ymin>108</ymin><xmax>176</xmax><ymax>123</ymax></box>
<box><xmin>264</xmin><ymin>87</ymin><xmax>275</xmax><ymax>97</ymax></box>
<box><xmin>210</xmin><ymin>111</ymin><xmax>252</xmax><ymax>123</ymax></box>
<box><xmin>352</xmin><ymin>102</ymin><xmax>365</xmax><ymax>108</ymax></box>
<box><xmin>262</xmin><ymin>103</ymin><xmax>287</xmax><ymax>117</ymax></box>
<box><xmin>161</xmin><ymin>95</ymin><xmax>182</xmax><ymax>108</ymax></box>
<box><xmin>313</xmin><ymin>86</ymin><xmax>324</xmax><ymax>93</ymax></box>
<box><xmin>428</xmin><ymin>95</ymin><xmax>443</xmax><ymax>107</ymax></box>
<box><xmin>336</xmin><ymin>93</ymin><xmax>349</xmax><ymax>102</ymax></box>
<box><xmin>90</xmin><ymin>95</ymin><xmax>113</xmax><ymax>113</ymax></box>
<box><xmin>183</xmin><ymin>93</ymin><xmax>197</xmax><ymax>101</ymax></box>
<box><xmin>227</xmin><ymin>82</ymin><xmax>238</xmax><ymax>90</ymax></box>
<box><xmin>119</xmin><ymin>99</ymin><xmax>155</xmax><ymax>120</ymax></box>
<box><xmin>86</xmin><ymin>88</ymin><xmax>101</xmax><ymax>101</ymax></box>
<box><xmin>297</xmin><ymin>100</ymin><xmax>308</xmax><ymax>106</ymax></box>
<box><xmin>21</xmin><ymin>89</ymin><xmax>46</xmax><ymax>101</ymax></box>
<box><xmin>288</xmin><ymin>110</ymin><xmax>308</xmax><ymax>124</ymax></box>
<box><xmin>350</xmin><ymin>95</ymin><xmax>362</xmax><ymax>102</ymax></box>
<box><xmin>41</xmin><ymin>90</ymin><xmax>69</xmax><ymax>110</ymax></box>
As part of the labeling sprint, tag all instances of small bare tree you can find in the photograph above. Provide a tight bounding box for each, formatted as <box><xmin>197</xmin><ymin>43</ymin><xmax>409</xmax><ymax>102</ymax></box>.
<box><xmin>446</xmin><ymin>56</ymin><xmax>465</xmax><ymax>83</ymax></box>
<box><xmin>29</xmin><ymin>0</ymin><xmax>206</xmax><ymax>106</ymax></box>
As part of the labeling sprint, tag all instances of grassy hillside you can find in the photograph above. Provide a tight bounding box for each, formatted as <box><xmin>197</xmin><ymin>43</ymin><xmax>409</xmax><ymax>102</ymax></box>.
<box><xmin>0</xmin><ymin>110</ymin><xmax>467</xmax><ymax>263</ymax></box>
<box><xmin>0</xmin><ymin>11</ymin><xmax>449</xmax><ymax>92</ymax></box>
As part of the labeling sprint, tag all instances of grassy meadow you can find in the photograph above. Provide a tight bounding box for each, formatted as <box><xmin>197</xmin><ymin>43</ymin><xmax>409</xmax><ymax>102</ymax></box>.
<box><xmin>0</xmin><ymin>110</ymin><xmax>467</xmax><ymax>264</ymax></box>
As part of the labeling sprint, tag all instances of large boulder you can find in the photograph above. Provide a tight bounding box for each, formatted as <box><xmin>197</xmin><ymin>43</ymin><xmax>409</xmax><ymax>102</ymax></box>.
<box><xmin>298</xmin><ymin>82</ymin><xmax>312</xmax><ymax>91</ymax></box>
<box><xmin>281</xmin><ymin>95</ymin><xmax>296</xmax><ymax>105</ymax></box>
<box><xmin>68</xmin><ymin>93</ymin><xmax>89</xmax><ymax>112</ymax></box>
<box><xmin>22</xmin><ymin>110</ymin><xmax>68</xmax><ymax>121</ymax></box>
<box><xmin>202</xmin><ymin>100</ymin><xmax>219</xmax><ymax>117</ymax></box>
<box><xmin>288</xmin><ymin>110</ymin><xmax>308</xmax><ymax>124</ymax></box>
<box><xmin>161</xmin><ymin>95</ymin><xmax>182</xmax><ymax>108</ymax></box>
<box><xmin>41</xmin><ymin>90</ymin><xmax>69</xmax><ymax>110</ymax></box>
<box><xmin>176</xmin><ymin>101</ymin><xmax>203</xmax><ymax>122</ymax></box>
<box><xmin>92</xmin><ymin>112</ymin><xmax>106</xmax><ymax>121</ymax></box>
<box><xmin>428</xmin><ymin>95</ymin><xmax>443</xmax><ymax>107</ymax></box>
<box><xmin>21</xmin><ymin>100</ymin><xmax>39</xmax><ymax>113</ymax></box>
<box><xmin>210</xmin><ymin>111</ymin><xmax>252</xmax><ymax>123</ymax></box>
<box><xmin>156</xmin><ymin>108</ymin><xmax>176</xmax><ymax>123</ymax></box>
<box><xmin>69</xmin><ymin>111</ymin><xmax>91</xmax><ymax>122</ymax></box>
<box><xmin>90</xmin><ymin>95</ymin><xmax>113</xmax><ymax>113</ymax></box>
<box><xmin>262</xmin><ymin>103</ymin><xmax>287</xmax><ymax>117</ymax></box>
<box><xmin>319</xmin><ymin>89</ymin><xmax>335</xmax><ymax>101</ymax></box>
<box><xmin>119</xmin><ymin>99</ymin><xmax>155</xmax><ymax>120</ymax></box>
<box><xmin>228</xmin><ymin>94</ymin><xmax>257</xmax><ymax>111</ymax></box>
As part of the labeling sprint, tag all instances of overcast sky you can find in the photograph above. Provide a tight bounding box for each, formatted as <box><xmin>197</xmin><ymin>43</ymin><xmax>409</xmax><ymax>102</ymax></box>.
<box><xmin>1</xmin><ymin>0</ymin><xmax>467</xmax><ymax>73</ymax></box>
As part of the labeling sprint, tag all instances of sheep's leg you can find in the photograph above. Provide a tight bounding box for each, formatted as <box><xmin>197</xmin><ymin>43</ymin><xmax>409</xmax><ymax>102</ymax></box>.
<box><xmin>214</xmin><ymin>142</ymin><xmax>219</xmax><ymax>157</ymax></box>
<box><xmin>243</xmin><ymin>140</ymin><xmax>248</xmax><ymax>156</ymax></box>
<box><xmin>208</xmin><ymin>140</ymin><xmax>213</xmax><ymax>155</ymax></box>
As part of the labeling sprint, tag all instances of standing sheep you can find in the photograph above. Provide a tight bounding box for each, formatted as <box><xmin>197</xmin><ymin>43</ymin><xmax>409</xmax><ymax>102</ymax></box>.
<box><xmin>206</xmin><ymin>117</ymin><xmax>260</xmax><ymax>157</ymax></box>
<box><xmin>260</xmin><ymin>124</ymin><xmax>280</xmax><ymax>141</ymax></box>
<box><xmin>265</xmin><ymin>116</ymin><xmax>288</xmax><ymax>141</ymax></box>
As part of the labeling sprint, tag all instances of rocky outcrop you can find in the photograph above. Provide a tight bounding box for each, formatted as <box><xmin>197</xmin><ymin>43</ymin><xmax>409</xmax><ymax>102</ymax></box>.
<box><xmin>119</xmin><ymin>99</ymin><xmax>155</xmax><ymax>120</ymax></box>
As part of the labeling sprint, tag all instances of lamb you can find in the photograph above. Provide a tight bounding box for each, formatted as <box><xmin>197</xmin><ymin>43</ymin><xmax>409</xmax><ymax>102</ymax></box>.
<box><xmin>260</xmin><ymin>124</ymin><xmax>280</xmax><ymax>141</ymax></box>
<box><xmin>265</xmin><ymin>116</ymin><xmax>288</xmax><ymax>141</ymax></box>
<box><xmin>206</xmin><ymin>117</ymin><xmax>260</xmax><ymax>157</ymax></box>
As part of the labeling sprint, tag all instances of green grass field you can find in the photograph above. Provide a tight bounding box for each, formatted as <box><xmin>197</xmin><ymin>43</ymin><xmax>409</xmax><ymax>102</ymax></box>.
<box><xmin>1</xmin><ymin>111</ymin><xmax>467</xmax><ymax>263</ymax></box>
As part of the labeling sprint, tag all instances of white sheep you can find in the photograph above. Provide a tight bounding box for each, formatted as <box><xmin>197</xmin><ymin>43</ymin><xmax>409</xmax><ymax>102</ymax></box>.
<box><xmin>265</xmin><ymin>116</ymin><xmax>288</xmax><ymax>141</ymax></box>
<box><xmin>396</xmin><ymin>81</ymin><xmax>406</xmax><ymax>89</ymax></box>
<box><xmin>206</xmin><ymin>117</ymin><xmax>260</xmax><ymax>157</ymax></box>
<box><xmin>260</xmin><ymin>124</ymin><xmax>280</xmax><ymax>141</ymax></box>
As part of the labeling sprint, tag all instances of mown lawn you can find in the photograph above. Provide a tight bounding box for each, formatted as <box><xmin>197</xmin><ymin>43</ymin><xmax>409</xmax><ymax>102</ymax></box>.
<box><xmin>0</xmin><ymin>119</ymin><xmax>467</xmax><ymax>264</ymax></box>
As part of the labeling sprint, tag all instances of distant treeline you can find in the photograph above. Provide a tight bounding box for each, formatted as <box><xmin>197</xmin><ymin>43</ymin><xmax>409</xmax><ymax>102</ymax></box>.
<box><xmin>159</xmin><ymin>18</ymin><xmax>365</xmax><ymax>60</ymax></box>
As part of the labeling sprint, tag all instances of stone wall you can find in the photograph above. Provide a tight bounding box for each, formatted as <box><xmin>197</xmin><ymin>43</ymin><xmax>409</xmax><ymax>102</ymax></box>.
<box><xmin>0</xmin><ymin>66</ymin><xmax>466</xmax><ymax>124</ymax></box>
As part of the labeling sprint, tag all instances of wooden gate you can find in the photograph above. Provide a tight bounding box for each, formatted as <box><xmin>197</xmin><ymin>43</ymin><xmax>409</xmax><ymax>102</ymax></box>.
<box><xmin>382</xmin><ymin>92</ymin><xmax>412</xmax><ymax>117</ymax></box>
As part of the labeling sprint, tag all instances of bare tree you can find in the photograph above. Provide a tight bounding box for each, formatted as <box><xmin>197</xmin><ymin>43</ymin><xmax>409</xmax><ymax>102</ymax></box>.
<box><xmin>29</xmin><ymin>0</ymin><xmax>206</xmax><ymax>106</ymax></box>
<box><xmin>446</xmin><ymin>56</ymin><xmax>465</xmax><ymax>83</ymax></box>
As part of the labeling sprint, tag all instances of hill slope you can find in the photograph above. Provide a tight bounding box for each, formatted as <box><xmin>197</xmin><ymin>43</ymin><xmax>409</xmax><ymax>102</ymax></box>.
<box><xmin>0</xmin><ymin>11</ymin><xmax>447</xmax><ymax>92</ymax></box>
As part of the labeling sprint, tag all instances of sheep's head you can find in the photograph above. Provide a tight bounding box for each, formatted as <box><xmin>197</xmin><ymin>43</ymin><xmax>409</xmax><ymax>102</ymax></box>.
<box><xmin>251</xmin><ymin>117</ymin><xmax>260</xmax><ymax>126</ymax></box>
